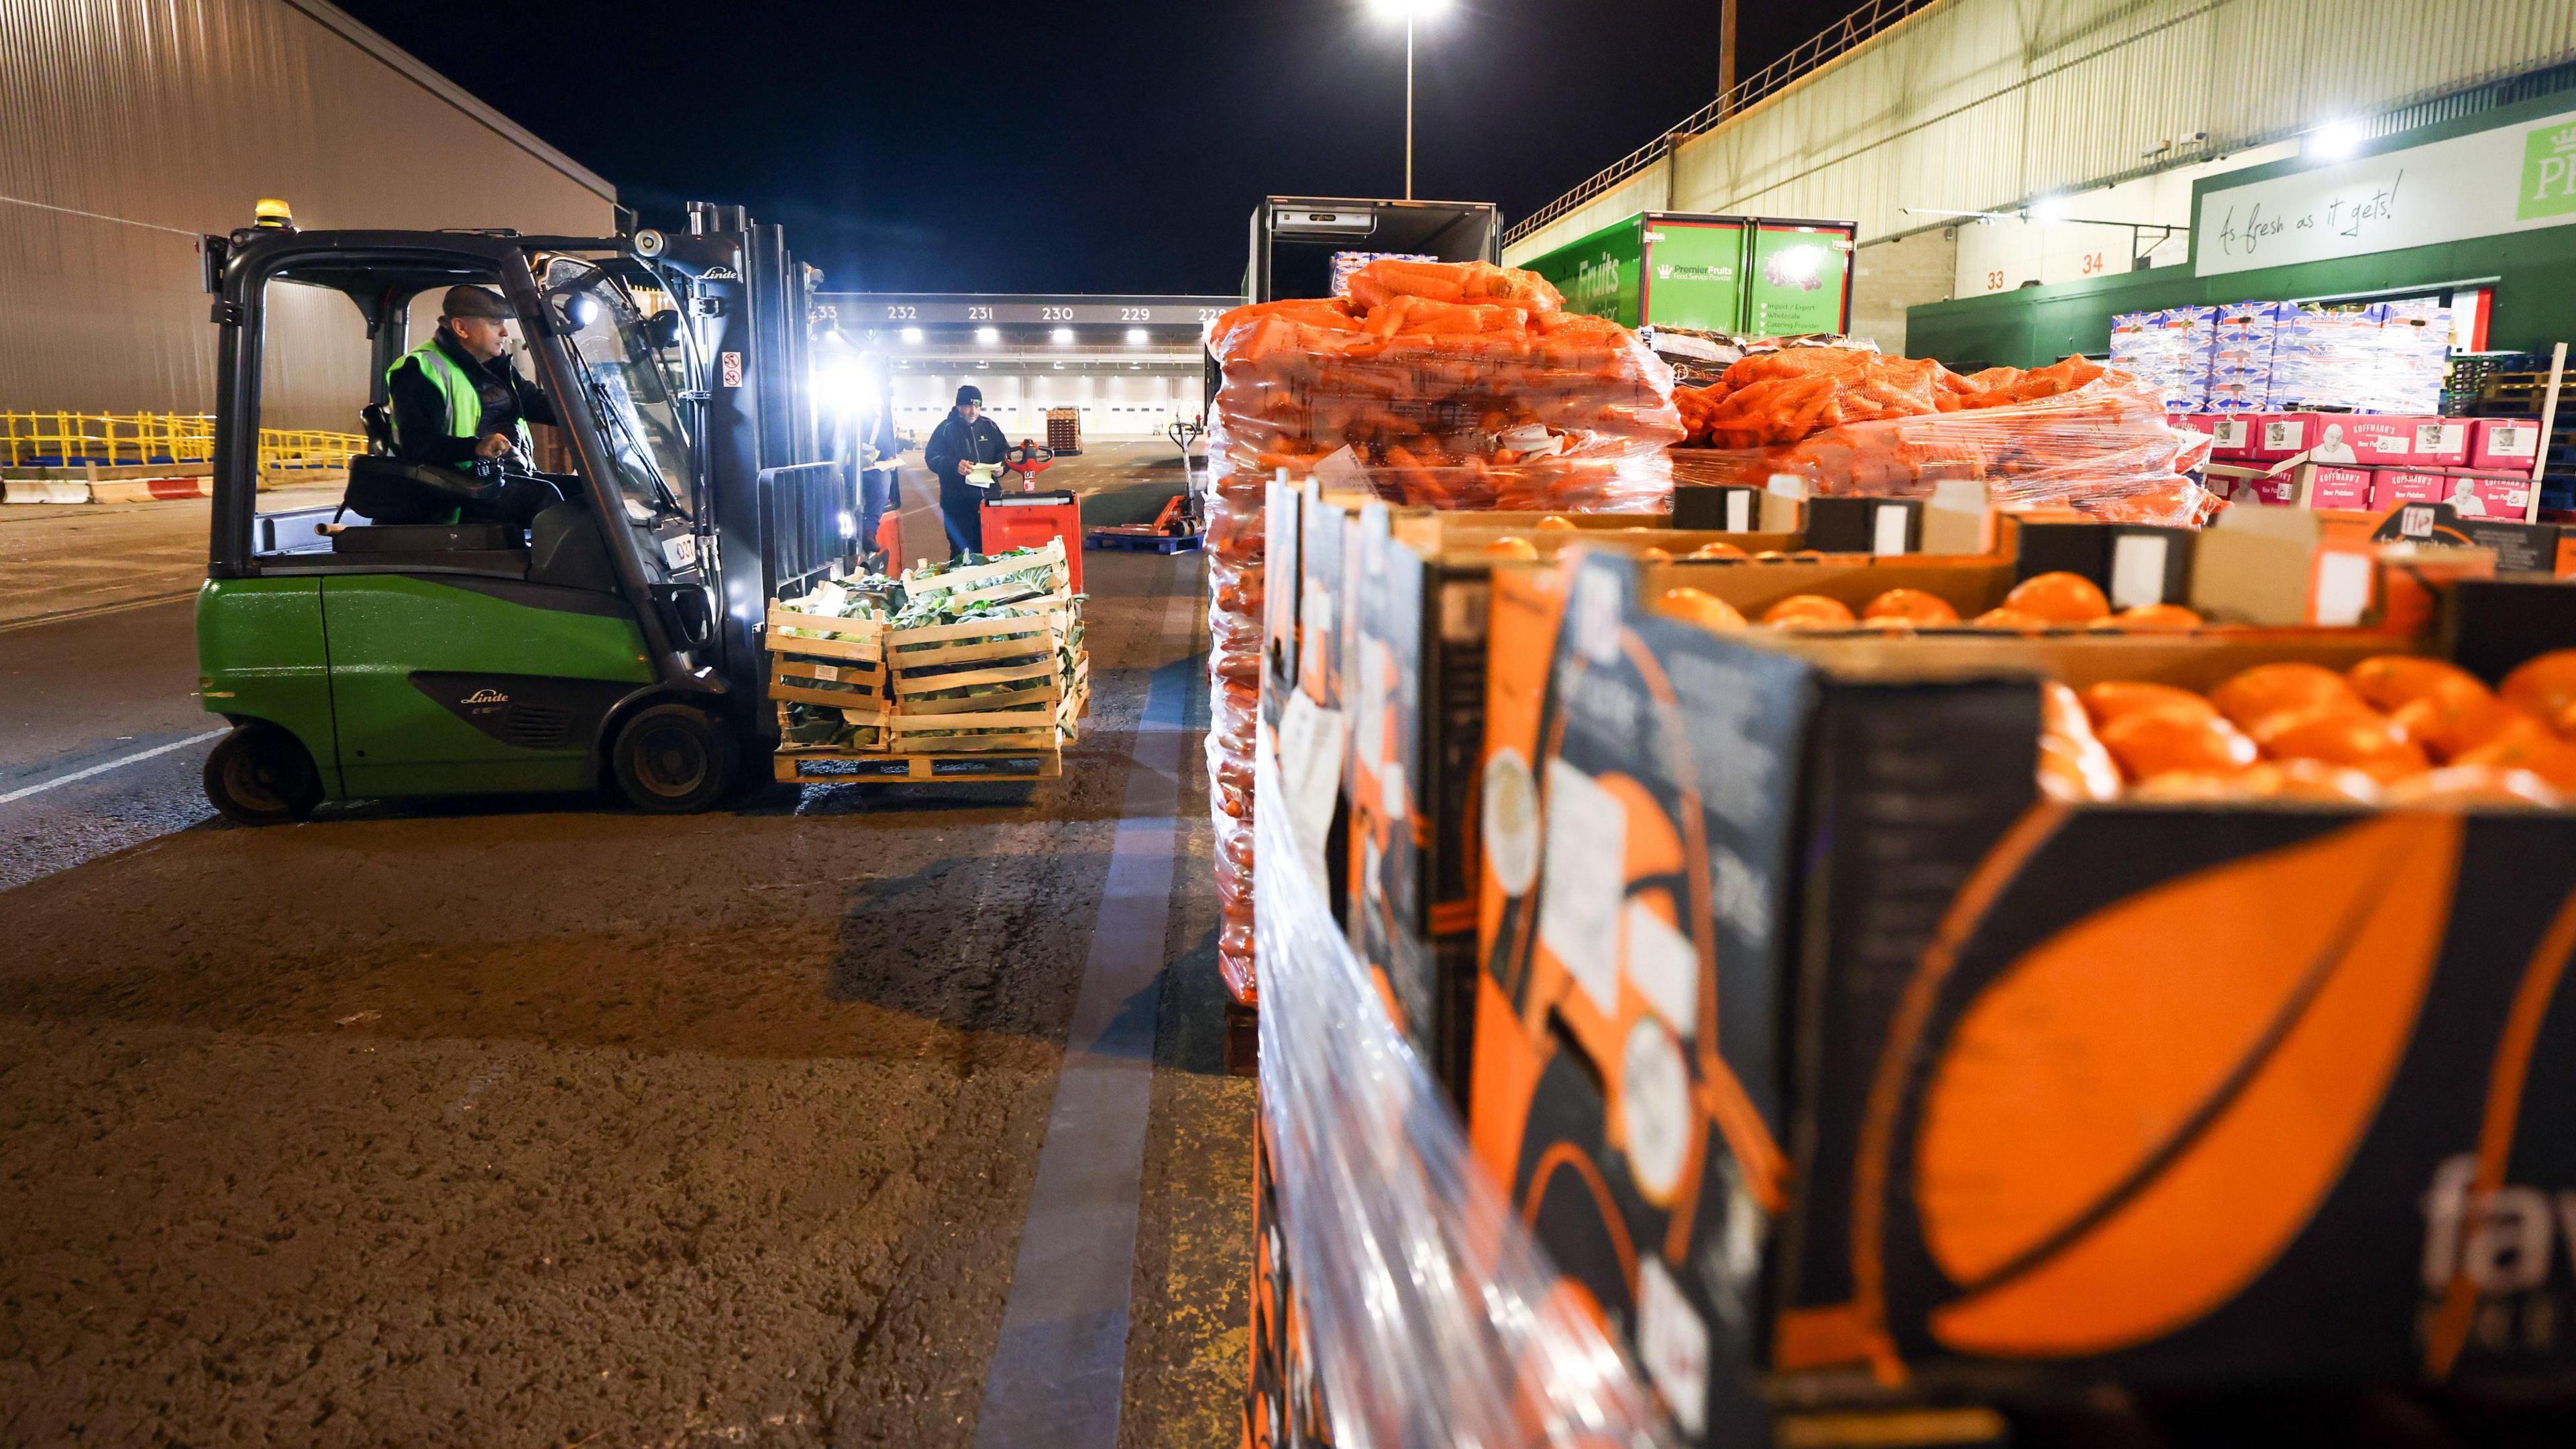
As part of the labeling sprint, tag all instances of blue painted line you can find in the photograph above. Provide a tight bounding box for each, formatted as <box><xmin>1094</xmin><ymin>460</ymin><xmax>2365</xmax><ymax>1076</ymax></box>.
<box><xmin>974</xmin><ymin>587</ymin><xmax>1195</xmax><ymax>1449</ymax></box>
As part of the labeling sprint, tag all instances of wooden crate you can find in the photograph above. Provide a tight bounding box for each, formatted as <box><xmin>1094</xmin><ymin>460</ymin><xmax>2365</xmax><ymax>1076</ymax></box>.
<box><xmin>765</xmin><ymin>604</ymin><xmax>890</xmax><ymax>722</ymax></box>
<box><xmin>896</xmin><ymin>537</ymin><xmax>1071</xmax><ymax>613</ymax></box>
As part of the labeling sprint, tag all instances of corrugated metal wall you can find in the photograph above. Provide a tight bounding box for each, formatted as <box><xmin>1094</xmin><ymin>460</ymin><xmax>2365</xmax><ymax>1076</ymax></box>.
<box><xmin>1506</xmin><ymin>0</ymin><xmax>2576</xmax><ymax>268</ymax></box>
<box><xmin>1</xmin><ymin>0</ymin><xmax>615</xmax><ymax>429</ymax></box>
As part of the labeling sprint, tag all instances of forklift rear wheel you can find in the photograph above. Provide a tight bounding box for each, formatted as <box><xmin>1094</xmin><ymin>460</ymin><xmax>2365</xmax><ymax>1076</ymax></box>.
<box><xmin>610</xmin><ymin>704</ymin><xmax>734</xmax><ymax>814</ymax></box>
<box><xmin>203</xmin><ymin>724</ymin><xmax>323</xmax><ymax>826</ymax></box>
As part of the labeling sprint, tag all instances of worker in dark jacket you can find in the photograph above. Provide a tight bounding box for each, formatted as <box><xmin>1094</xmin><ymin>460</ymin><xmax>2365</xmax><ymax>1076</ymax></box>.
<box><xmin>374</xmin><ymin>284</ymin><xmax>565</xmax><ymax>527</ymax></box>
<box><xmin>921</xmin><ymin>384</ymin><xmax>1009</xmax><ymax>559</ymax></box>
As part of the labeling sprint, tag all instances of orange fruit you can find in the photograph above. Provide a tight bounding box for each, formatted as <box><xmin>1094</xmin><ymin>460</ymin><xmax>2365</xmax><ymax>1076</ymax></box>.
<box><xmin>2098</xmin><ymin>709</ymin><xmax>2258</xmax><ymax>782</ymax></box>
<box><xmin>1686</xmin><ymin>540</ymin><xmax>1747</xmax><ymax>560</ymax></box>
<box><xmin>1862</xmin><ymin>588</ymin><xmax>1961</xmax><ymax>625</ymax></box>
<box><xmin>2125</xmin><ymin>759</ymin><xmax>2383</xmax><ymax>804</ymax></box>
<box><xmin>1483</xmin><ymin>535</ymin><xmax>1538</xmax><ymax>559</ymax></box>
<box><xmin>1534</xmin><ymin>515</ymin><xmax>1577</xmax><ymax>531</ymax></box>
<box><xmin>2080</xmin><ymin>682</ymin><xmax>2217</xmax><ymax>729</ymax></box>
<box><xmin>2452</xmin><ymin>733</ymin><xmax>2576</xmax><ymax>790</ymax></box>
<box><xmin>1762</xmin><ymin>594</ymin><xmax>1857</xmax><ymax>629</ymax></box>
<box><xmin>2249</xmin><ymin>705</ymin><xmax>2430</xmax><ymax>783</ymax></box>
<box><xmin>1635</xmin><ymin>546</ymin><xmax>1673</xmax><ymax>561</ymax></box>
<box><xmin>1752</xmin><ymin>550</ymin><xmax>1791</xmax><ymax>561</ymax></box>
<box><xmin>2091</xmin><ymin>603</ymin><xmax>2203</xmax><ymax>633</ymax></box>
<box><xmin>1859</xmin><ymin>614</ymin><xmax>1919</xmax><ymax>634</ymax></box>
<box><xmin>2210</xmin><ymin>663</ymin><xmax>2363</xmax><ymax>732</ymax></box>
<box><xmin>2383</xmin><ymin>765</ymin><xmax>2564</xmax><ymax>809</ymax></box>
<box><xmin>1659</xmin><ymin>587</ymin><xmax>1747</xmax><ymax>632</ymax></box>
<box><xmin>2347</xmin><ymin>656</ymin><xmax>2487</xmax><ymax>712</ymax></box>
<box><xmin>2386</xmin><ymin>692</ymin><xmax>2548</xmax><ymax>762</ymax></box>
<box><xmin>2002</xmin><ymin>571</ymin><xmax>2112</xmax><ymax>624</ymax></box>
<box><xmin>2038</xmin><ymin>682</ymin><xmax>2121</xmax><ymax>803</ymax></box>
<box><xmin>1968</xmin><ymin>607</ymin><xmax>2050</xmax><ymax>633</ymax></box>
<box><xmin>2501</xmin><ymin>649</ymin><xmax>2576</xmax><ymax>737</ymax></box>
<box><xmin>2247</xmin><ymin>759</ymin><xmax>2387</xmax><ymax>803</ymax></box>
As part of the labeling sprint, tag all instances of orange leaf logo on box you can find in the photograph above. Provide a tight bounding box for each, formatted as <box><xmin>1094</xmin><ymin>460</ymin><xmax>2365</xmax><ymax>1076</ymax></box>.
<box><xmin>1868</xmin><ymin>815</ymin><xmax>2461</xmax><ymax>1360</ymax></box>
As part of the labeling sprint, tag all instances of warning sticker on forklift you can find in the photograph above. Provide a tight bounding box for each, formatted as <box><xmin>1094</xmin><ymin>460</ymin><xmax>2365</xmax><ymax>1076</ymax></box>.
<box><xmin>722</xmin><ymin>352</ymin><xmax>743</xmax><ymax>387</ymax></box>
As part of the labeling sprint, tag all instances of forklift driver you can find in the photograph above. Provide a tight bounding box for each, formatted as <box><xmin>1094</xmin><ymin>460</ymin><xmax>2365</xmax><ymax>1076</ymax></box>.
<box><xmin>374</xmin><ymin>284</ymin><xmax>567</xmax><ymax>527</ymax></box>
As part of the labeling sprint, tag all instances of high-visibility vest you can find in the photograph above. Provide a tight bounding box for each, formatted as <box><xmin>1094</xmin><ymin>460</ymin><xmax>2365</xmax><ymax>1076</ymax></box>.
<box><xmin>386</xmin><ymin>337</ymin><xmax>532</xmax><ymax>470</ymax></box>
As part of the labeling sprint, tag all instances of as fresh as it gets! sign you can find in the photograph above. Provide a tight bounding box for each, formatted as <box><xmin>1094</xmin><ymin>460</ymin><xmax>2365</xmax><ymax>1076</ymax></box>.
<box><xmin>2195</xmin><ymin>108</ymin><xmax>2576</xmax><ymax>277</ymax></box>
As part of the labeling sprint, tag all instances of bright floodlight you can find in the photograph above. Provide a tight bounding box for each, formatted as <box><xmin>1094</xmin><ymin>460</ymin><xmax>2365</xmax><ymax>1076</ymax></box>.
<box><xmin>1125</xmin><ymin>327</ymin><xmax>1150</xmax><ymax>345</ymax></box>
<box><xmin>900</xmin><ymin>326</ymin><xmax>923</xmax><ymax>344</ymax></box>
<box><xmin>2306</xmin><ymin>119</ymin><xmax>2365</xmax><ymax>160</ymax></box>
<box><xmin>1051</xmin><ymin>327</ymin><xmax>1074</xmax><ymax>344</ymax></box>
<box><xmin>975</xmin><ymin>325</ymin><xmax>1000</xmax><ymax>344</ymax></box>
<box><xmin>2029</xmin><ymin>194</ymin><xmax>2070</xmax><ymax>224</ymax></box>
<box><xmin>1367</xmin><ymin>0</ymin><xmax>1447</xmax><ymax>16</ymax></box>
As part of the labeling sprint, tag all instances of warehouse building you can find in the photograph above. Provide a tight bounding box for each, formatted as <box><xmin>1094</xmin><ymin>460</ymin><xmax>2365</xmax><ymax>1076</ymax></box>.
<box><xmin>1</xmin><ymin>0</ymin><xmax>616</xmax><ymax>429</ymax></box>
<box><xmin>1504</xmin><ymin>0</ymin><xmax>2576</xmax><ymax>366</ymax></box>
<box><xmin>815</xmin><ymin>294</ymin><xmax>1232</xmax><ymax>442</ymax></box>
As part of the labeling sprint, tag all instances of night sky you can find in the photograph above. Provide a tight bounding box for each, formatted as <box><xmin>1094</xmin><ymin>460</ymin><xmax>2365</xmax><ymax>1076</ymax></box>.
<box><xmin>340</xmin><ymin>1</ymin><xmax>1861</xmax><ymax>297</ymax></box>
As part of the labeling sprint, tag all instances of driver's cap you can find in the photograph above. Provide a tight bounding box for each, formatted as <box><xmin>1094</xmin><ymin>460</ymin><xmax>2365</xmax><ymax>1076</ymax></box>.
<box><xmin>441</xmin><ymin>284</ymin><xmax>512</xmax><ymax>321</ymax></box>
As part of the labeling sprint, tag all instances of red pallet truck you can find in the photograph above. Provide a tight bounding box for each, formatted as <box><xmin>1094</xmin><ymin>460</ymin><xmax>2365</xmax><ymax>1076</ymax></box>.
<box><xmin>1083</xmin><ymin>417</ymin><xmax>1206</xmax><ymax>554</ymax></box>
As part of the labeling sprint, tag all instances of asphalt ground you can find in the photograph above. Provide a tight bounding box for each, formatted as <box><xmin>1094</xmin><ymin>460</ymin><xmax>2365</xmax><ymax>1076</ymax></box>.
<box><xmin>0</xmin><ymin>446</ymin><xmax>1246</xmax><ymax>1446</ymax></box>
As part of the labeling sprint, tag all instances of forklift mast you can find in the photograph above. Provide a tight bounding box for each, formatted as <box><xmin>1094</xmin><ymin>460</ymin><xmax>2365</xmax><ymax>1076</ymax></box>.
<box><xmin>650</xmin><ymin>203</ymin><xmax>851</xmax><ymax>737</ymax></box>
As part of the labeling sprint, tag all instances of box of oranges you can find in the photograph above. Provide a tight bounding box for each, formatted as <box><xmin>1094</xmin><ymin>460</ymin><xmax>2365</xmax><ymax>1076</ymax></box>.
<box><xmin>1470</xmin><ymin>546</ymin><xmax>2576</xmax><ymax>1436</ymax></box>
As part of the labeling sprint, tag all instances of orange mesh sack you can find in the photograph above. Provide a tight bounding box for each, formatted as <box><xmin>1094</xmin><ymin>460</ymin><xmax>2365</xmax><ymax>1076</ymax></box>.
<box><xmin>1674</xmin><ymin>358</ymin><xmax>2220</xmax><ymax>527</ymax></box>
<box><xmin>1201</xmin><ymin>260</ymin><xmax>1683</xmax><ymax>1002</ymax></box>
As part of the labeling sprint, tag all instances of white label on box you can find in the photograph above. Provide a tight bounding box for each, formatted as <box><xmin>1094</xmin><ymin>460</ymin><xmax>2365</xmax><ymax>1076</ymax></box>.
<box><xmin>1540</xmin><ymin>757</ymin><xmax>1627</xmax><ymax>1017</ymax></box>
<box><xmin>1482</xmin><ymin>747</ymin><xmax>1541</xmax><ymax>896</ymax></box>
<box><xmin>2312</xmin><ymin>550</ymin><xmax>2375</xmax><ymax>627</ymax></box>
<box><xmin>2263</xmin><ymin>419</ymin><xmax>2301</xmax><ymax>451</ymax></box>
<box><xmin>1299</xmin><ymin>584</ymin><xmax>1332</xmax><ymax>694</ymax></box>
<box><xmin>1623</xmin><ymin>898</ymin><xmax>1698</xmax><ymax>1037</ymax></box>
<box><xmin>1621</xmin><ymin>1017</ymin><xmax>1694</xmax><ymax>1203</ymax></box>
<box><xmin>2212</xmin><ymin>417</ymin><xmax>2251</xmax><ymax>448</ymax></box>
<box><xmin>2108</xmin><ymin>534</ymin><xmax>2170</xmax><ymax>610</ymax></box>
<box><xmin>2418</xmin><ymin>421</ymin><xmax>2466</xmax><ymax>454</ymax></box>
<box><xmin>1439</xmin><ymin>581</ymin><xmax>1488</xmax><ymax>643</ymax></box>
<box><xmin>1872</xmin><ymin>503</ymin><xmax>1911</xmax><ymax>556</ymax></box>
<box><xmin>1637</xmin><ymin>1257</ymin><xmax>1711</xmax><ymax>1437</ymax></box>
<box><xmin>2490</xmin><ymin>423</ymin><xmax>2537</xmax><ymax>458</ymax></box>
<box><xmin>1276</xmin><ymin>692</ymin><xmax>1348</xmax><ymax>887</ymax></box>
<box><xmin>1378</xmin><ymin>759</ymin><xmax>1407</xmax><ymax>823</ymax></box>
<box><xmin>1354</xmin><ymin>638</ymin><xmax>1389</xmax><ymax>769</ymax></box>
<box><xmin>1725</xmin><ymin>490</ymin><xmax>1752</xmax><ymax>533</ymax></box>
<box><xmin>1766</xmin><ymin>472</ymin><xmax>1808</xmax><ymax>500</ymax></box>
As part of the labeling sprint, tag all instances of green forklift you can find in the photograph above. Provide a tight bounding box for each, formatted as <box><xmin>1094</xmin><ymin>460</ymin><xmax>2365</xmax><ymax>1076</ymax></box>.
<box><xmin>196</xmin><ymin>201</ymin><xmax>850</xmax><ymax>822</ymax></box>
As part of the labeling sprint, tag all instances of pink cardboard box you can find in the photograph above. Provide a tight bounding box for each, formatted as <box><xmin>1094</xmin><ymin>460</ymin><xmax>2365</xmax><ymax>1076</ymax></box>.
<box><xmin>2470</xmin><ymin>418</ymin><xmax>2542</xmax><ymax>472</ymax></box>
<box><xmin>2369</xmin><ymin>468</ymin><xmax>2450</xmax><ymax>510</ymax></box>
<box><xmin>2438</xmin><ymin>469</ymin><xmax>2535</xmax><ymax>520</ymax></box>
<box><xmin>2170</xmin><ymin>412</ymin><xmax>2216</xmax><ymax>438</ymax></box>
<box><xmin>2411</xmin><ymin>418</ymin><xmax>2471</xmax><ymax>467</ymax></box>
<box><xmin>2330</xmin><ymin>417</ymin><xmax>2433</xmax><ymax>466</ymax></box>
<box><xmin>2306</xmin><ymin>464</ymin><xmax>2375</xmax><ymax>509</ymax></box>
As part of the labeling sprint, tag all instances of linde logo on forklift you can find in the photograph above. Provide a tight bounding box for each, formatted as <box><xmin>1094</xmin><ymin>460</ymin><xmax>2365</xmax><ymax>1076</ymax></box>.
<box><xmin>462</xmin><ymin>688</ymin><xmax>511</xmax><ymax>707</ymax></box>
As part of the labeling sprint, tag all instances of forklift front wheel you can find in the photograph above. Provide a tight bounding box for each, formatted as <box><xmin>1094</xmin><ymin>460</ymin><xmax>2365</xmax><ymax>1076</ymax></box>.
<box><xmin>203</xmin><ymin>724</ymin><xmax>323</xmax><ymax>826</ymax></box>
<box><xmin>609</xmin><ymin>703</ymin><xmax>735</xmax><ymax>814</ymax></box>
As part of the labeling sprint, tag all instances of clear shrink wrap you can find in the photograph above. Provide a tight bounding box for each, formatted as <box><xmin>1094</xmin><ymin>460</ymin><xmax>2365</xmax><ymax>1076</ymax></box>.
<box><xmin>1252</xmin><ymin>743</ymin><xmax>1675</xmax><ymax>1449</ymax></box>
<box><xmin>1203</xmin><ymin>260</ymin><xmax>1682</xmax><ymax>1002</ymax></box>
<box><xmin>1672</xmin><ymin>357</ymin><xmax>2220</xmax><ymax>527</ymax></box>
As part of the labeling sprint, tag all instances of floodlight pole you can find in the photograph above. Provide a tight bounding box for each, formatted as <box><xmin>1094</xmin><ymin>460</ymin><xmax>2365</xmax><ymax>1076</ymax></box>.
<box><xmin>1404</xmin><ymin>13</ymin><xmax>1415</xmax><ymax>200</ymax></box>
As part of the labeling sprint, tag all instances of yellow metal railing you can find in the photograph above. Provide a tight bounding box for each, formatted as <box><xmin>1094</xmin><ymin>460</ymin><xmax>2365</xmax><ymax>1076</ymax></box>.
<box><xmin>1</xmin><ymin>411</ymin><xmax>364</xmax><ymax>472</ymax></box>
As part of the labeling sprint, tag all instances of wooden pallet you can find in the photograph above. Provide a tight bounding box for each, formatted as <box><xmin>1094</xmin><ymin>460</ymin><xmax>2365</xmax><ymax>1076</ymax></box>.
<box><xmin>773</xmin><ymin>749</ymin><xmax>1062</xmax><ymax>783</ymax></box>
